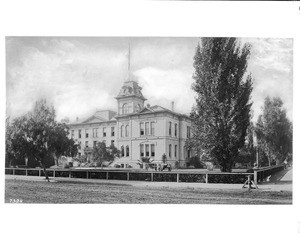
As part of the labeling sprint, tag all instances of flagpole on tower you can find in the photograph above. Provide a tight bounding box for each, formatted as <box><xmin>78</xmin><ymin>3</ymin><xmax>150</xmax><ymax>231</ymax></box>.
<box><xmin>127</xmin><ymin>44</ymin><xmax>131</xmax><ymax>81</ymax></box>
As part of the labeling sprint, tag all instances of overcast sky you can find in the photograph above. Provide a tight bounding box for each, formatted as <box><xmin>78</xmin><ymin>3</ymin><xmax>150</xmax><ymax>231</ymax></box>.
<box><xmin>6</xmin><ymin>37</ymin><xmax>293</xmax><ymax>123</ymax></box>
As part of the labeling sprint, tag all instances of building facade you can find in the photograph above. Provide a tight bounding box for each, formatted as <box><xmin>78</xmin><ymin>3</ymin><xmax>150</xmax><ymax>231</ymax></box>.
<box><xmin>68</xmin><ymin>54</ymin><xmax>193</xmax><ymax>168</ymax></box>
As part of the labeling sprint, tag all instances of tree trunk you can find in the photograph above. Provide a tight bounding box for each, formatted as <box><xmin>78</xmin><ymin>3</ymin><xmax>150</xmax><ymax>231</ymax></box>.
<box><xmin>39</xmin><ymin>161</ymin><xmax>50</xmax><ymax>182</ymax></box>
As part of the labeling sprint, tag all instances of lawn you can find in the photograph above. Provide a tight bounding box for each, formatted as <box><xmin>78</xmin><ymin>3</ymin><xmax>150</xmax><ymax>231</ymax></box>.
<box><xmin>5</xmin><ymin>179</ymin><xmax>292</xmax><ymax>204</ymax></box>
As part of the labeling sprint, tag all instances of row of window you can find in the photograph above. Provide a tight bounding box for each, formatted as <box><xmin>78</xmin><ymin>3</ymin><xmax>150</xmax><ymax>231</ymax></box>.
<box><xmin>71</xmin><ymin>127</ymin><xmax>115</xmax><ymax>139</ymax></box>
<box><xmin>140</xmin><ymin>121</ymin><xmax>155</xmax><ymax>136</ymax></box>
<box><xmin>120</xmin><ymin>125</ymin><xmax>129</xmax><ymax>137</ymax></box>
<box><xmin>81</xmin><ymin>140</ymin><xmax>115</xmax><ymax>148</ymax></box>
<box><xmin>72</xmin><ymin>124</ymin><xmax>191</xmax><ymax>139</ymax></box>
<box><xmin>169</xmin><ymin>144</ymin><xmax>177</xmax><ymax>158</ymax></box>
<box><xmin>168</xmin><ymin>122</ymin><xmax>178</xmax><ymax>137</ymax></box>
<box><xmin>121</xmin><ymin>145</ymin><xmax>130</xmax><ymax>157</ymax></box>
<box><xmin>140</xmin><ymin>144</ymin><xmax>155</xmax><ymax>157</ymax></box>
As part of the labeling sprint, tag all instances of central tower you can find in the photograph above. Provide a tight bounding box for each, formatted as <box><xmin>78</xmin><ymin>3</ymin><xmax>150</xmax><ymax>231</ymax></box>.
<box><xmin>115</xmin><ymin>45</ymin><xmax>146</xmax><ymax>115</ymax></box>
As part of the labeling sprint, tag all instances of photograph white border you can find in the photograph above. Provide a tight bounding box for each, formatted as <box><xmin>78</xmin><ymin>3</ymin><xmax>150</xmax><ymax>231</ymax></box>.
<box><xmin>0</xmin><ymin>1</ymin><xmax>299</xmax><ymax>235</ymax></box>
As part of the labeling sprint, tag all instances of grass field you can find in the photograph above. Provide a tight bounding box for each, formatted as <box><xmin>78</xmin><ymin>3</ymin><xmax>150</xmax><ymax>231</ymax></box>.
<box><xmin>5</xmin><ymin>179</ymin><xmax>292</xmax><ymax>204</ymax></box>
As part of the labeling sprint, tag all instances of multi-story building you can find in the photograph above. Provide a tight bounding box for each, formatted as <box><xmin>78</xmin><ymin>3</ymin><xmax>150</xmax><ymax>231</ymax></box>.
<box><xmin>68</xmin><ymin>52</ymin><xmax>193</xmax><ymax>168</ymax></box>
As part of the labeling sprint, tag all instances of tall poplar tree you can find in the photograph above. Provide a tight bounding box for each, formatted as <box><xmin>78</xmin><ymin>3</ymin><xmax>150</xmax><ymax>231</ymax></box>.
<box><xmin>190</xmin><ymin>38</ymin><xmax>253</xmax><ymax>172</ymax></box>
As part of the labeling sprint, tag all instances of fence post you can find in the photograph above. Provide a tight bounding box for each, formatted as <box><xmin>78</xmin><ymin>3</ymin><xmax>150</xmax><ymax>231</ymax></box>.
<box><xmin>26</xmin><ymin>169</ymin><xmax>28</xmax><ymax>176</ymax></box>
<box><xmin>13</xmin><ymin>168</ymin><xmax>15</xmax><ymax>175</ymax></box>
<box><xmin>69</xmin><ymin>170</ymin><xmax>71</xmax><ymax>178</ymax></box>
<box><xmin>39</xmin><ymin>169</ymin><xmax>41</xmax><ymax>177</ymax></box>
<box><xmin>86</xmin><ymin>171</ymin><xmax>89</xmax><ymax>179</ymax></box>
<box><xmin>254</xmin><ymin>171</ymin><xmax>257</xmax><ymax>185</ymax></box>
<box><xmin>53</xmin><ymin>170</ymin><xmax>55</xmax><ymax>178</ymax></box>
<box><xmin>127</xmin><ymin>172</ymin><xmax>130</xmax><ymax>181</ymax></box>
<box><xmin>151</xmin><ymin>173</ymin><xmax>153</xmax><ymax>182</ymax></box>
<box><xmin>205</xmin><ymin>174</ymin><xmax>208</xmax><ymax>184</ymax></box>
<box><xmin>176</xmin><ymin>173</ymin><xmax>179</xmax><ymax>183</ymax></box>
<box><xmin>106</xmin><ymin>172</ymin><xmax>109</xmax><ymax>180</ymax></box>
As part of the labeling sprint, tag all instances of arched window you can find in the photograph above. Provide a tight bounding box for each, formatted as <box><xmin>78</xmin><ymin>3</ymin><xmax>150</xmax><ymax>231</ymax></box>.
<box><xmin>169</xmin><ymin>144</ymin><xmax>172</xmax><ymax>158</ymax></box>
<box><xmin>126</xmin><ymin>145</ymin><xmax>129</xmax><ymax>157</ymax></box>
<box><xmin>121</xmin><ymin>125</ymin><xmax>124</xmax><ymax>137</ymax></box>
<box><xmin>121</xmin><ymin>146</ymin><xmax>125</xmax><ymax>157</ymax></box>
<box><xmin>122</xmin><ymin>103</ymin><xmax>129</xmax><ymax>114</ymax></box>
<box><xmin>125</xmin><ymin>125</ymin><xmax>129</xmax><ymax>137</ymax></box>
<box><xmin>136</xmin><ymin>104</ymin><xmax>141</xmax><ymax>112</ymax></box>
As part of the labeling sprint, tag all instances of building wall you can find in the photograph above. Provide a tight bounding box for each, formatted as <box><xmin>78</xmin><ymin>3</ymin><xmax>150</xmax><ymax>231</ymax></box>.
<box><xmin>69</xmin><ymin>121</ymin><xmax>117</xmax><ymax>156</ymax></box>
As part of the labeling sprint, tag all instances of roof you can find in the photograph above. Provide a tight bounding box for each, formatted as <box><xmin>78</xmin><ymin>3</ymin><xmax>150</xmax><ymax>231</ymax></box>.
<box><xmin>116</xmin><ymin>105</ymin><xmax>191</xmax><ymax>120</ymax></box>
<box><xmin>68</xmin><ymin>110</ymin><xmax>117</xmax><ymax>126</ymax></box>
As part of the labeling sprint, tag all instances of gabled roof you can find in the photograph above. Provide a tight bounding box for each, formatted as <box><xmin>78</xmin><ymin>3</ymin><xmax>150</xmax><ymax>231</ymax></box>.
<box><xmin>81</xmin><ymin>115</ymin><xmax>107</xmax><ymax>124</ymax></box>
<box><xmin>68</xmin><ymin>110</ymin><xmax>117</xmax><ymax>126</ymax></box>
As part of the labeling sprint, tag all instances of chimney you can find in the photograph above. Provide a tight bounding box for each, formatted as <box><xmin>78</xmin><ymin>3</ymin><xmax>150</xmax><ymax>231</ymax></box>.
<box><xmin>147</xmin><ymin>104</ymin><xmax>150</xmax><ymax>108</ymax></box>
<box><xmin>171</xmin><ymin>101</ymin><xmax>174</xmax><ymax>112</ymax></box>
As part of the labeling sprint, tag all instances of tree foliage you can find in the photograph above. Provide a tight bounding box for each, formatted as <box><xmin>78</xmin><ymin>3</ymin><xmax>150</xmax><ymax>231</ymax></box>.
<box><xmin>190</xmin><ymin>38</ymin><xmax>253</xmax><ymax>172</ymax></box>
<box><xmin>92</xmin><ymin>142</ymin><xmax>119</xmax><ymax>167</ymax></box>
<box><xmin>255</xmin><ymin>96</ymin><xmax>292</xmax><ymax>166</ymax></box>
<box><xmin>235</xmin><ymin>122</ymin><xmax>256</xmax><ymax>167</ymax></box>
<box><xmin>5</xmin><ymin>99</ymin><xmax>78</xmax><ymax>180</ymax></box>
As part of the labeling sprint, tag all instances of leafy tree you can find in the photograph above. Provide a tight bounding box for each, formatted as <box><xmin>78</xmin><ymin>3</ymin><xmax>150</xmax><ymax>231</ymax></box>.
<box><xmin>255</xmin><ymin>96</ymin><xmax>292</xmax><ymax>166</ymax></box>
<box><xmin>50</xmin><ymin>122</ymin><xmax>78</xmax><ymax>166</ymax></box>
<box><xmin>6</xmin><ymin>99</ymin><xmax>77</xmax><ymax>181</ymax></box>
<box><xmin>188</xmin><ymin>156</ymin><xmax>205</xmax><ymax>169</ymax></box>
<box><xmin>109</xmin><ymin>144</ymin><xmax>121</xmax><ymax>159</ymax></box>
<box><xmin>190</xmin><ymin>38</ymin><xmax>253</xmax><ymax>172</ymax></box>
<box><xmin>235</xmin><ymin>122</ymin><xmax>256</xmax><ymax>167</ymax></box>
<box><xmin>92</xmin><ymin>142</ymin><xmax>118</xmax><ymax>167</ymax></box>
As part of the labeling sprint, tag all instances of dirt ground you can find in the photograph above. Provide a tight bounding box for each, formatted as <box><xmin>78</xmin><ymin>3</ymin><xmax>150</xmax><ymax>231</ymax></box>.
<box><xmin>5</xmin><ymin>178</ymin><xmax>292</xmax><ymax>204</ymax></box>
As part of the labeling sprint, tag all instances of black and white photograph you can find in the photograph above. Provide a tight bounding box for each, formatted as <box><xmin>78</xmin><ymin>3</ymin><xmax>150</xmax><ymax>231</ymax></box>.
<box><xmin>5</xmin><ymin>36</ymin><xmax>293</xmax><ymax>204</ymax></box>
<box><xmin>1</xmin><ymin>1</ymin><xmax>299</xmax><ymax>235</ymax></box>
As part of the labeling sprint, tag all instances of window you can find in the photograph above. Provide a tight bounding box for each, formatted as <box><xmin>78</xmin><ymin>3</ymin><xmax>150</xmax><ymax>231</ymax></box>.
<box><xmin>71</xmin><ymin>130</ymin><xmax>74</xmax><ymax>138</ymax></box>
<box><xmin>140</xmin><ymin>144</ymin><xmax>144</xmax><ymax>157</ymax></box>
<box><xmin>103</xmin><ymin>127</ymin><xmax>106</xmax><ymax>137</ymax></box>
<box><xmin>126</xmin><ymin>145</ymin><xmax>129</xmax><ymax>157</ymax></box>
<box><xmin>85</xmin><ymin>141</ymin><xmax>89</xmax><ymax>148</ymax></box>
<box><xmin>78</xmin><ymin>141</ymin><xmax>81</xmax><ymax>150</ymax></box>
<box><xmin>92</xmin><ymin>128</ymin><xmax>98</xmax><ymax>138</ymax></box>
<box><xmin>187</xmin><ymin>126</ymin><xmax>191</xmax><ymax>138</ymax></box>
<box><xmin>140</xmin><ymin>122</ymin><xmax>144</xmax><ymax>136</ymax></box>
<box><xmin>175</xmin><ymin>124</ymin><xmax>177</xmax><ymax>137</ymax></box>
<box><xmin>121</xmin><ymin>125</ymin><xmax>124</xmax><ymax>137</ymax></box>
<box><xmin>125</xmin><ymin>125</ymin><xmax>129</xmax><ymax>137</ymax></box>
<box><xmin>187</xmin><ymin>149</ymin><xmax>191</xmax><ymax>159</ymax></box>
<box><xmin>93</xmin><ymin>141</ymin><xmax>97</xmax><ymax>147</ymax></box>
<box><xmin>150</xmin><ymin>122</ymin><xmax>155</xmax><ymax>135</ymax></box>
<box><xmin>111</xmin><ymin>140</ymin><xmax>115</xmax><ymax>146</ymax></box>
<box><xmin>85</xmin><ymin>129</ymin><xmax>89</xmax><ymax>138</ymax></box>
<box><xmin>122</xmin><ymin>103</ymin><xmax>129</xmax><ymax>114</ymax></box>
<box><xmin>145</xmin><ymin>122</ymin><xmax>149</xmax><ymax>135</ymax></box>
<box><xmin>174</xmin><ymin>145</ymin><xmax>177</xmax><ymax>158</ymax></box>
<box><xmin>78</xmin><ymin>129</ymin><xmax>81</xmax><ymax>138</ymax></box>
<box><xmin>169</xmin><ymin>144</ymin><xmax>172</xmax><ymax>158</ymax></box>
<box><xmin>151</xmin><ymin>144</ymin><xmax>155</xmax><ymax>157</ymax></box>
<box><xmin>121</xmin><ymin>146</ymin><xmax>125</xmax><ymax>157</ymax></box>
<box><xmin>169</xmin><ymin>122</ymin><xmax>172</xmax><ymax>136</ymax></box>
<box><xmin>145</xmin><ymin>144</ymin><xmax>150</xmax><ymax>157</ymax></box>
<box><xmin>111</xmin><ymin>127</ymin><xmax>115</xmax><ymax>137</ymax></box>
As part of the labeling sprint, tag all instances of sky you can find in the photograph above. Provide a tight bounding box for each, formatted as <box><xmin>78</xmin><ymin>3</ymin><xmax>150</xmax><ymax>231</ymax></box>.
<box><xmin>6</xmin><ymin>37</ymin><xmax>293</xmax><ymax>123</ymax></box>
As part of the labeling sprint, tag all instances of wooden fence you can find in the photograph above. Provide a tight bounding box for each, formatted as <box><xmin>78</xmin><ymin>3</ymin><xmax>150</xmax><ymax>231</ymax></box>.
<box><xmin>5</xmin><ymin>165</ymin><xmax>285</xmax><ymax>184</ymax></box>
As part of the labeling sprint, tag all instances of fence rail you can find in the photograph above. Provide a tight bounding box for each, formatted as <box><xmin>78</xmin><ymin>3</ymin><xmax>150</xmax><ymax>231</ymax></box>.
<box><xmin>5</xmin><ymin>165</ymin><xmax>285</xmax><ymax>184</ymax></box>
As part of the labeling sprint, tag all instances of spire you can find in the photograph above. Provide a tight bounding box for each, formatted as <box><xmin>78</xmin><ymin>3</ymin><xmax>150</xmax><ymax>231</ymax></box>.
<box><xmin>127</xmin><ymin>44</ymin><xmax>132</xmax><ymax>81</ymax></box>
